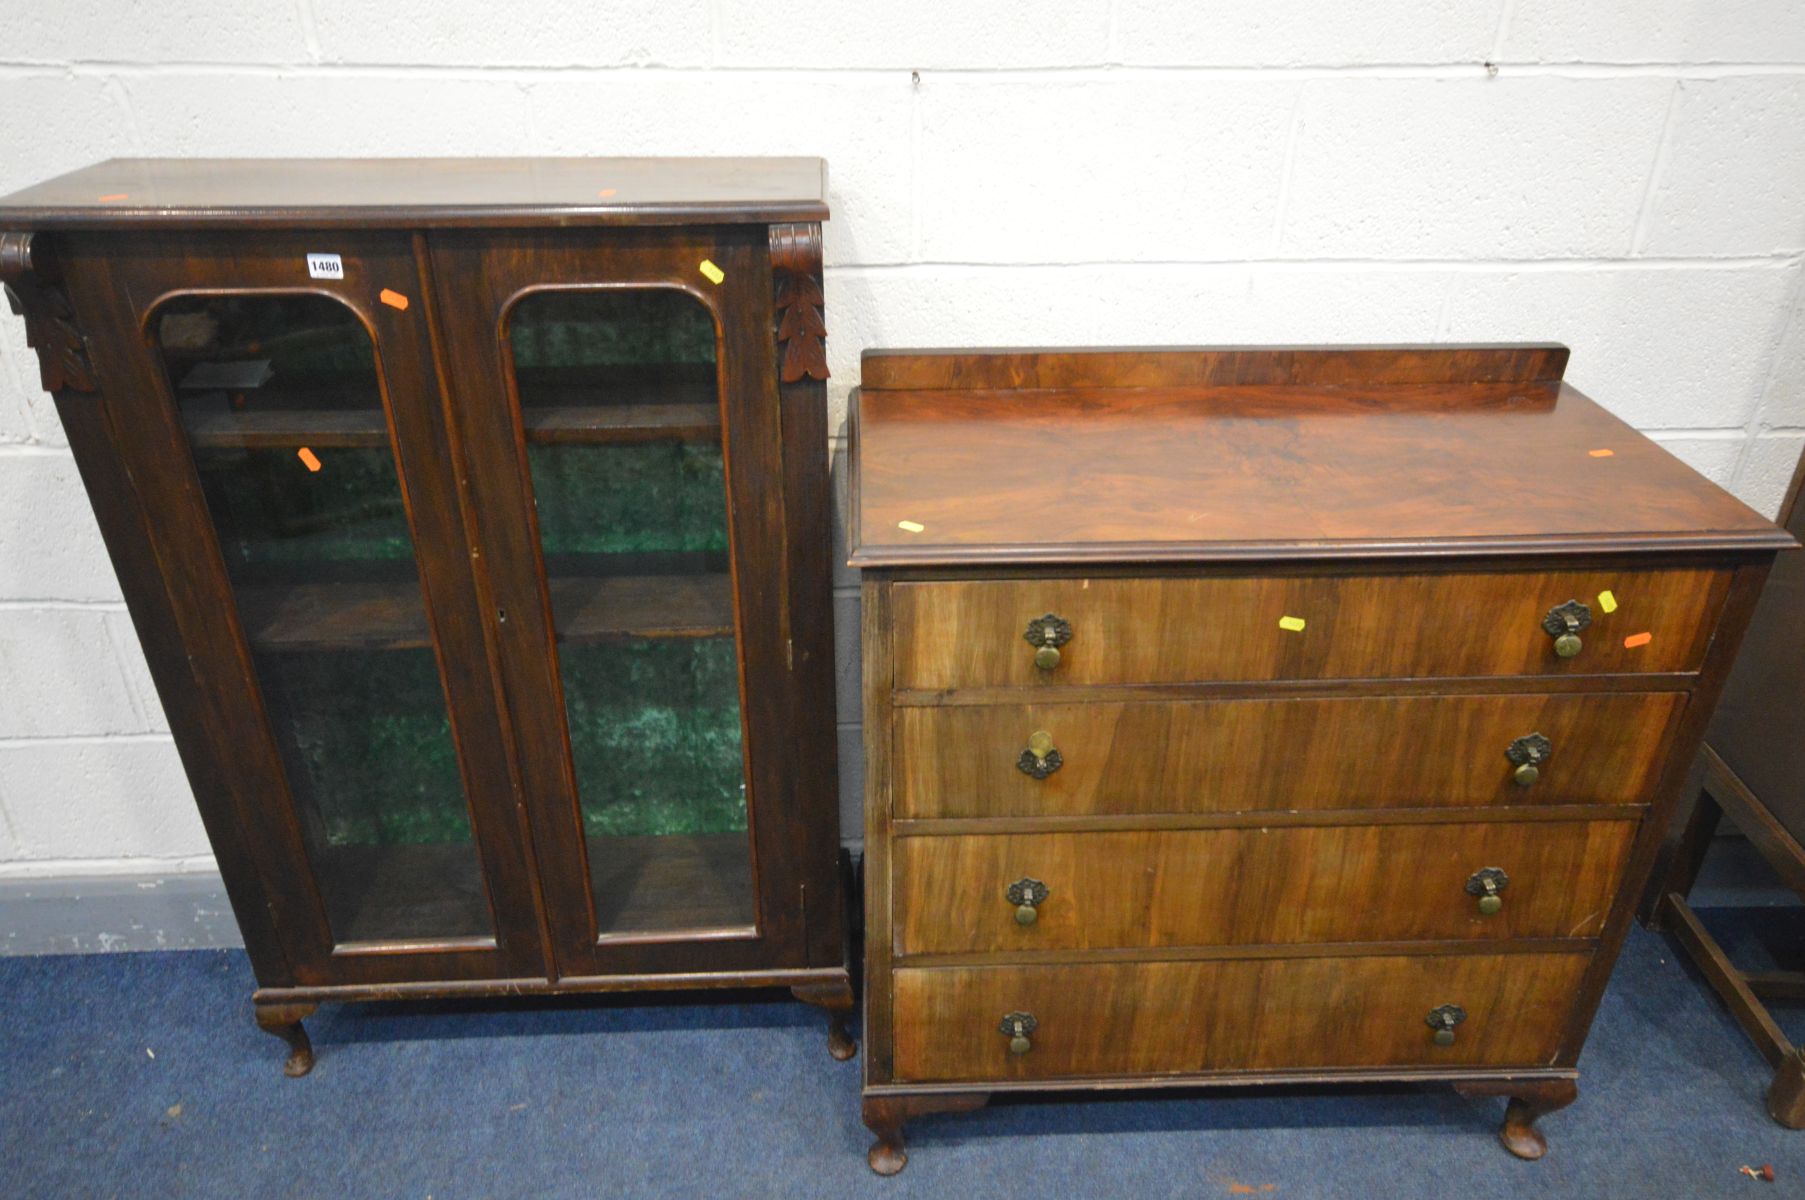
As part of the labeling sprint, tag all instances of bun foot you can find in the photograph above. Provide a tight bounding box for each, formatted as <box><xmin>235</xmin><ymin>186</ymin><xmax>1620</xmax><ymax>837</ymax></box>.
<box><xmin>867</xmin><ymin>1139</ymin><xmax>907</xmax><ymax>1176</ymax></box>
<box><xmin>1456</xmin><ymin>1077</ymin><xmax>1578</xmax><ymax>1160</ymax></box>
<box><xmin>254</xmin><ymin>1001</ymin><xmax>318</xmax><ymax>1077</ymax></box>
<box><xmin>827</xmin><ymin>1018</ymin><xmax>858</xmax><ymax>1062</ymax></box>
<box><xmin>792</xmin><ymin>978</ymin><xmax>858</xmax><ymax>1062</ymax></box>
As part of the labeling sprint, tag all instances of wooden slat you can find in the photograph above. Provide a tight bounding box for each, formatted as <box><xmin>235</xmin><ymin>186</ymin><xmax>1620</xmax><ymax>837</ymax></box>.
<box><xmin>1661</xmin><ymin>893</ymin><xmax>1794</xmax><ymax>1068</ymax></box>
<box><xmin>1745</xmin><ymin>972</ymin><xmax>1805</xmax><ymax>1002</ymax></box>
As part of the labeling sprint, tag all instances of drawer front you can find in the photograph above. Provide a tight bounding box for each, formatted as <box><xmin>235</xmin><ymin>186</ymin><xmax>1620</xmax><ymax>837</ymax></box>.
<box><xmin>895</xmin><ymin>692</ymin><xmax>1681</xmax><ymax>818</ymax></box>
<box><xmin>891</xmin><ymin>953</ymin><xmax>1588</xmax><ymax>1082</ymax></box>
<box><xmin>891</xmin><ymin>569</ymin><xmax>1727</xmax><ymax>689</ymax></box>
<box><xmin>893</xmin><ymin>820</ymin><xmax>1635</xmax><ymax>955</ymax></box>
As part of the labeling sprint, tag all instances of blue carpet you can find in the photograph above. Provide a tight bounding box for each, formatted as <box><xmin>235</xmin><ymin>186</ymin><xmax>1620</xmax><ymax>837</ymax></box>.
<box><xmin>3</xmin><ymin>922</ymin><xmax>1804</xmax><ymax>1199</ymax></box>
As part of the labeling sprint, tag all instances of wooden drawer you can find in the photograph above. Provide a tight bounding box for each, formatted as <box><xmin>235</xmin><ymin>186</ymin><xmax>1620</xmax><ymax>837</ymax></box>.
<box><xmin>892</xmin><ymin>819</ymin><xmax>1635</xmax><ymax>955</ymax></box>
<box><xmin>890</xmin><ymin>952</ymin><xmax>1588</xmax><ymax>1082</ymax></box>
<box><xmin>890</xmin><ymin>569</ymin><xmax>1727</xmax><ymax>689</ymax></box>
<box><xmin>894</xmin><ymin>691</ymin><xmax>1681</xmax><ymax>818</ymax></box>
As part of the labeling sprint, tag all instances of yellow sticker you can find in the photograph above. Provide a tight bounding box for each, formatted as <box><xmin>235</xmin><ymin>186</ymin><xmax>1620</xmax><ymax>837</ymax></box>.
<box><xmin>1598</xmin><ymin>590</ymin><xmax>1618</xmax><ymax>613</ymax></box>
<box><xmin>1278</xmin><ymin>615</ymin><xmax>1307</xmax><ymax>632</ymax></box>
<box><xmin>699</xmin><ymin>259</ymin><xmax>725</xmax><ymax>285</ymax></box>
<box><xmin>897</xmin><ymin>519</ymin><xmax>925</xmax><ymax>533</ymax></box>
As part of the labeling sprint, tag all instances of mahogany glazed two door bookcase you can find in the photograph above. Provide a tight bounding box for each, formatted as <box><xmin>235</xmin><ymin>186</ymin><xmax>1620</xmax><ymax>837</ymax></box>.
<box><xmin>0</xmin><ymin>157</ymin><xmax>852</xmax><ymax>1071</ymax></box>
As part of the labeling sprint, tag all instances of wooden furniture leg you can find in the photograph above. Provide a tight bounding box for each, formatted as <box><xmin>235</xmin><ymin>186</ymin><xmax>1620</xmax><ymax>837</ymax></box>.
<box><xmin>1770</xmin><ymin>1050</ymin><xmax>1805</xmax><ymax>1129</ymax></box>
<box><xmin>792</xmin><ymin>979</ymin><xmax>858</xmax><ymax>1061</ymax></box>
<box><xmin>1454</xmin><ymin>1078</ymin><xmax>1578</xmax><ymax>1160</ymax></box>
<box><xmin>1642</xmin><ymin>777</ymin><xmax>1721</xmax><ymax>931</ymax></box>
<box><xmin>254</xmin><ymin>1001</ymin><xmax>318</xmax><ymax>1077</ymax></box>
<box><xmin>861</xmin><ymin>1092</ymin><xmax>989</xmax><ymax>1176</ymax></box>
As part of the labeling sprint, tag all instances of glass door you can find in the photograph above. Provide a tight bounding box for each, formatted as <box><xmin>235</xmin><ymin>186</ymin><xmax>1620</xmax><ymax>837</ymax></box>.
<box><xmin>428</xmin><ymin>228</ymin><xmax>812</xmax><ymax>977</ymax></box>
<box><xmin>153</xmin><ymin>292</ymin><xmax>492</xmax><ymax>945</ymax></box>
<box><xmin>506</xmin><ymin>289</ymin><xmax>756</xmax><ymax>937</ymax></box>
<box><xmin>86</xmin><ymin>230</ymin><xmax>542</xmax><ymax>985</ymax></box>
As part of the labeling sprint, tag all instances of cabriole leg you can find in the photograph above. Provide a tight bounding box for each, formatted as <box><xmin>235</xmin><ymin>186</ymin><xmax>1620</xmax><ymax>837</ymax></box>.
<box><xmin>254</xmin><ymin>1001</ymin><xmax>318</xmax><ymax>1077</ymax></box>
<box><xmin>792</xmin><ymin>979</ymin><xmax>857</xmax><ymax>1061</ymax></box>
<box><xmin>860</xmin><ymin>1092</ymin><xmax>988</xmax><ymax>1176</ymax></box>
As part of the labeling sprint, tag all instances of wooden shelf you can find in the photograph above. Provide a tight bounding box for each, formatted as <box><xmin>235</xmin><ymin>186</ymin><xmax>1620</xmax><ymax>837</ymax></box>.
<box><xmin>523</xmin><ymin>401</ymin><xmax>720</xmax><ymax>444</ymax></box>
<box><xmin>236</xmin><ymin>572</ymin><xmax>733</xmax><ymax>652</ymax></box>
<box><xmin>186</xmin><ymin>407</ymin><xmax>389</xmax><ymax>449</ymax></box>
<box><xmin>518</xmin><ymin>368</ymin><xmax>721</xmax><ymax>444</ymax></box>
<box><xmin>588</xmin><ymin>832</ymin><xmax>756</xmax><ymax>935</ymax></box>
<box><xmin>548</xmin><ymin>573</ymin><xmax>734</xmax><ymax>641</ymax></box>
<box><xmin>311</xmin><ymin>831</ymin><xmax>755</xmax><ymax>945</ymax></box>
<box><xmin>182</xmin><ymin>371</ymin><xmax>720</xmax><ymax>449</ymax></box>
<box><xmin>313</xmin><ymin>840</ymin><xmax>493</xmax><ymax>945</ymax></box>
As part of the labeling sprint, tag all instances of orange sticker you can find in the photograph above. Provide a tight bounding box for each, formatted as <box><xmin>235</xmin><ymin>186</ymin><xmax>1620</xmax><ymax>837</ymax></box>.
<box><xmin>1588</xmin><ymin>448</ymin><xmax>1615</xmax><ymax>458</ymax></box>
<box><xmin>1623</xmin><ymin>632</ymin><xmax>1652</xmax><ymax>649</ymax></box>
<box><xmin>379</xmin><ymin>288</ymin><xmax>410</xmax><ymax>311</ymax></box>
<box><xmin>297</xmin><ymin>447</ymin><xmax>322</xmax><ymax>473</ymax></box>
<box><xmin>97</xmin><ymin>193</ymin><xmax>128</xmax><ymax>203</ymax></box>
<box><xmin>597</xmin><ymin>188</ymin><xmax>618</xmax><ymax>198</ymax></box>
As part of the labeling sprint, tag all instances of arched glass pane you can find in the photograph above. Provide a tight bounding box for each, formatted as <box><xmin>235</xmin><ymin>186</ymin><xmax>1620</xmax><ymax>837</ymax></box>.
<box><xmin>507</xmin><ymin>289</ymin><xmax>755</xmax><ymax>936</ymax></box>
<box><xmin>156</xmin><ymin>293</ymin><xmax>490</xmax><ymax>944</ymax></box>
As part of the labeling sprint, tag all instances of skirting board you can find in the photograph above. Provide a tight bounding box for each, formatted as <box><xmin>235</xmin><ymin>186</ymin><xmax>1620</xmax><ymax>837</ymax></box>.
<box><xmin>0</xmin><ymin>872</ymin><xmax>243</xmax><ymax>955</ymax></box>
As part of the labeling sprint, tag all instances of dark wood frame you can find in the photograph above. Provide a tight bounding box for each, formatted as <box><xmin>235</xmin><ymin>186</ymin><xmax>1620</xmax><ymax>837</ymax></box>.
<box><xmin>0</xmin><ymin>160</ymin><xmax>851</xmax><ymax>1071</ymax></box>
<box><xmin>847</xmin><ymin>346</ymin><xmax>1787</xmax><ymax>1172</ymax></box>
<box><xmin>1643</xmin><ymin>444</ymin><xmax>1805</xmax><ymax>1127</ymax></box>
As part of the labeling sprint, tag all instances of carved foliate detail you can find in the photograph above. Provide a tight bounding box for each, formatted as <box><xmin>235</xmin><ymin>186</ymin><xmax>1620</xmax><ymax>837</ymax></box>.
<box><xmin>0</xmin><ymin>232</ymin><xmax>96</xmax><ymax>394</ymax></box>
<box><xmin>770</xmin><ymin>222</ymin><xmax>828</xmax><ymax>383</ymax></box>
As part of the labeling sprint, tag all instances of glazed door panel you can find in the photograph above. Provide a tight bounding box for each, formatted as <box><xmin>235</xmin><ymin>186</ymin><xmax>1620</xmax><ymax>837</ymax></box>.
<box><xmin>61</xmin><ymin>231</ymin><xmax>544</xmax><ymax>986</ymax></box>
<box><xmin>427</xmin><ymin>227</ymin><xmax>810</xmax><ymax>977</ymax></box>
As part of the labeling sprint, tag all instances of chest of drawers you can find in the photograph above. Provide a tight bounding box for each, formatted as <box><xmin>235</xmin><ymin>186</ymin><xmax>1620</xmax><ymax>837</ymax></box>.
<box><xmin>847</xmin><ymin>345</ymin><xmax>1794</xmax><ymax>1174</ymax></box>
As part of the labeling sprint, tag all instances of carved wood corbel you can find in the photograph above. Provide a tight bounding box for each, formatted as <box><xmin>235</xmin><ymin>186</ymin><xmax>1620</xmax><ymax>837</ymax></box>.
<box><xmin>770</xmin><ymin>223</ymin><xmax>828</xmax><ymax>384</ymax></box>
<box><xmin>0</xmin><ymin>231</ymin><xmax>97</xmax><ymax>393</ymax></box>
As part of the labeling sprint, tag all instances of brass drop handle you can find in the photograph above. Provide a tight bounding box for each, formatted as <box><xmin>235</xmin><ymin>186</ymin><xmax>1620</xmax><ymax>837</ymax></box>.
<box><xmin>1000</xmin><ymin>1011</ymin><xmax>1038</xmax><ymax>1055</ymax></box>
<box><xmin>1426</xmin><ymin>1004</ymin><xmax>1467</xmax><ymax>1047</ymax></box>
<box><xmin>1466</xmin><ymin>867</ymin><xmax>1510</xmax><ymax>916</ymax></box>
<box><xmin>1024</xmin><ymin>613</ymin><xmax>1072</xmax><ymax>671</ymax></box>
<box><xmin>1542</xmin><ymin>600</ymin><xmax>1592</xmax><ymax>659</ymax></box>
<box><xmin>1505</xmin><ymin>733</ymin><xmax>1553</xmax><ymax>787</ymax></box>
<box><xmin>1017</xmin><ymin>730</ymin><xmax>1063</xmax><ymax>779</ymax></box>
<box><xmin>1007</xmin><ymin>877</ymin><xmax>1049</xmax><ymax>926</ymax></box>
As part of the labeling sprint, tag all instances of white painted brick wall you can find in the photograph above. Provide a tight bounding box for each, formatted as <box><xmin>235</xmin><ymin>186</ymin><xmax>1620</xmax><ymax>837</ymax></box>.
<box><xmin>0</xmin><ymin>1</ymin><xmax>1800</xmax><ymax>891</ymax></box>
